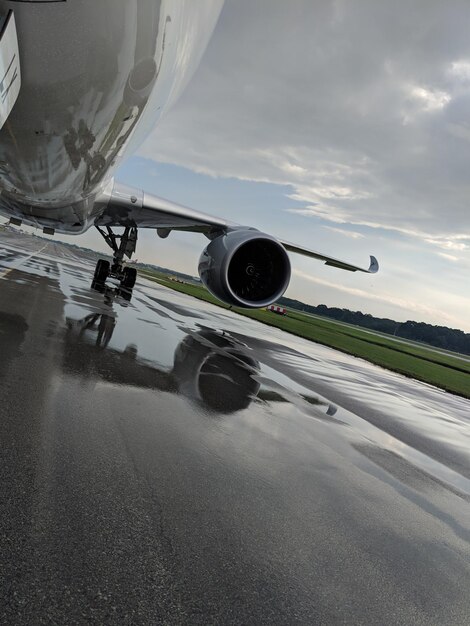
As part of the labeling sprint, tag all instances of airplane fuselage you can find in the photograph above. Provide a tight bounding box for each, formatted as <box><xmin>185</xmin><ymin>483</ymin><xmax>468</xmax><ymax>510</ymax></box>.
<box><xmin>0</xmin><ymin>0</ymin><xmax>224</xmax><ymax>233</ymax></box>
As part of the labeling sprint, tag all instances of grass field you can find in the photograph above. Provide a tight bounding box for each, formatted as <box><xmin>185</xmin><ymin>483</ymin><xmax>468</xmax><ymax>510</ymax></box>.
<box><xmin>140</xmin><ymin>269</ymin><xmax>470</xmax><ymax>400</ymax></box>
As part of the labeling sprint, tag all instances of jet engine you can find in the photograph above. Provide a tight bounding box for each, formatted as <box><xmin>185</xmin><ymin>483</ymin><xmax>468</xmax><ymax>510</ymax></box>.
<box><xmin>198</xmin><ymin>230</ymin><xmax>291</xmax><ymax>308</ymax></box>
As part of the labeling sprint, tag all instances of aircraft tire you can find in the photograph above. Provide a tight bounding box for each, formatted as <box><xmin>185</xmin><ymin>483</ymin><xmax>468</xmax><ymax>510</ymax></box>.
<box><xmin>94</xmin><ymin>259</ymin><xmax>110</xmax><ymax>283</ymax></box>
<box><xmin>122</xmin><ymin>266</ymin><xmax>137</xmax><ymax>289</ymax></box>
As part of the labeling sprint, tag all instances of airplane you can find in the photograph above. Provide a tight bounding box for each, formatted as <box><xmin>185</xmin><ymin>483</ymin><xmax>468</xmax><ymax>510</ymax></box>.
<box><xmin>0</xmin><ymin>1</ymin><xmax>378</xmax><ymax>308</ymax></box>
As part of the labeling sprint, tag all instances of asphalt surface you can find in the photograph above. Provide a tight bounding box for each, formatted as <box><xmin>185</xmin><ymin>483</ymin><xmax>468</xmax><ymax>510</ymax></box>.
<box><xmin>0</xmin><ymin>230</ymin><xmax>469</xmax><ymax>625</ymax></box>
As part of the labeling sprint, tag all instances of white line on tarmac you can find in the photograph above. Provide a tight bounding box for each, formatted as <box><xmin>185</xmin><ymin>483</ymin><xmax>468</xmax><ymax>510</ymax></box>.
<box><xmin>0</xmin><ymin>243</ymin><xmax>49</xmax><ymax>279</ymax></box>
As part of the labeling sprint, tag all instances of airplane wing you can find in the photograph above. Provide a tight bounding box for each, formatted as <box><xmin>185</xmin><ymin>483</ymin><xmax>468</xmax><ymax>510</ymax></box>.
<box><xmin>278</xmin><ymin>241</ymin><xmax>378</xmax><ymax>273</ymax></box>
<box><xmin>96</xmin><ymin>182</ymin><xmax>235</xmax><ymax>235</ymax></box>
<box><xmin>95</xmin><ymin>181</ymin><xmax>378</xmax><ymax>274</ymax></box>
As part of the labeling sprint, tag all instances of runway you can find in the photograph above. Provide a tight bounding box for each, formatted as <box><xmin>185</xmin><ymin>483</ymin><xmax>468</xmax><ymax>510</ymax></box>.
<box><xmin>0</xmin><ymin>230</ymin><xmax>469</xmax><ymax>625</ymax></box>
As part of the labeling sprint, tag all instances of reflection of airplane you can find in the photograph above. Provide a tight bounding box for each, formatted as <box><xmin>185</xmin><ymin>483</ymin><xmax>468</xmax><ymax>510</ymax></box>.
<box><xmin>64</xmin><ymin>313</ymin><xmax>336</xmax><ymax>416</ymax></box>
<box><xmin>0</xmin><ymin>3</ymin><xmax>378</xmax><ymax>306</ymax></box>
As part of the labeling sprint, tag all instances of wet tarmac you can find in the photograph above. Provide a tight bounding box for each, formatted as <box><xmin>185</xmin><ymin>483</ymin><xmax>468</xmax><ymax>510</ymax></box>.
<box><xmin>0</xmin><ymin>230</ymin><xmax>469</xmax><ymax>625</ymax></box>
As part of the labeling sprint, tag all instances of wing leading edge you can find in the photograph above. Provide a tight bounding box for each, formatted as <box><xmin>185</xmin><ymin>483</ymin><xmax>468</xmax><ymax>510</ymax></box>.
<box><xmin>95</xmin><ymin>181</ymin><xmax>378</xmax><ymax>274</ymax></box>
<box><xmin>279</xmin><ymin>241</ymin><xmax>378</xmax><ymax>274</ymax></box>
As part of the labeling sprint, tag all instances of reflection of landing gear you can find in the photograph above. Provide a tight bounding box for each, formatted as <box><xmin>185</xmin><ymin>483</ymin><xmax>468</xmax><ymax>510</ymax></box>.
<box><xmin>93</xmin><ymin>225</ymin><xmax>138</xmax><ymax>296</ymax></box>
<box><xmin>75</xmin><ymin>312</ymin><xmax>116</xmax><ymax>348</ymax></box>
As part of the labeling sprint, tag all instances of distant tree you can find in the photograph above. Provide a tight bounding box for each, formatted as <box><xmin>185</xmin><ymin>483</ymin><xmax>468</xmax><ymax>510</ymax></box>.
<box><xmin>278</xmin><ymin>298</ymin><xmax>470</xmax><ymax>355</ymax></box>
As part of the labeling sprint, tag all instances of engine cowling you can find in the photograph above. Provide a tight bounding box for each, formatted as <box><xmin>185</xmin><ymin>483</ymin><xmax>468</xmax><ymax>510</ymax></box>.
<box><xmin>198</xmin><ymin>230</ymin><xmax>291</xmax><ymax>308</ymax></box>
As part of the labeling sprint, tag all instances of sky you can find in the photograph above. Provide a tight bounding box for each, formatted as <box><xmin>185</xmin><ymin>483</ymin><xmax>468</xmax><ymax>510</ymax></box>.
<box><xmin>61</xmin><ymin>1</ymin><xmax>470</xmax><ymax>331</ymax></box>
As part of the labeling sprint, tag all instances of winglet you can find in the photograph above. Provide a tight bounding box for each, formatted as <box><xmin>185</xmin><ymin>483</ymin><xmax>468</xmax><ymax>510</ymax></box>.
<box><xmin>368</xmin><ymin>255</ymin><xmax>379</xmax><ymax>274</ymax></box>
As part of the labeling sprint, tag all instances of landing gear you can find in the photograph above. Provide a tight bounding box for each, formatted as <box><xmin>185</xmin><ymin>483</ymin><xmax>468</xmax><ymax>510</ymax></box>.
<box><xmin>92</xmin><ymin>225</ymin><xmax>138</xmax><ymax>298</ymax></box>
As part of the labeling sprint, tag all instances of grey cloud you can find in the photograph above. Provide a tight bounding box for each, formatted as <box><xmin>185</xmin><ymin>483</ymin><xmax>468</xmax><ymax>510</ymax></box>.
<box><xmin>139</xmin><ymin>0</ymin><xmax>470</xmax><ymax>248</ymax></box>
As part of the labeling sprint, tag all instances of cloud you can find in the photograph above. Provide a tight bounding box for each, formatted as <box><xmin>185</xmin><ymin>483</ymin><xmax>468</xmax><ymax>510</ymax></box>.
<box><xmin>292</xmin><ymin>269</ymin><xmax>464</xmax><ymax>327</ymax></box>
<box><xmin>425</xmin><ymin>237</ymin><xmax>468</xmax><ymax>251</ymax></box>
<box><xmin>323</xmin><ymin>226</ymin><xmax>365</xmax><ymax>239</ymax></box>
<box><xmin>409</xmin><ymin>86</ymin><xmax>451</xmax><ymax>112</ymax></box>
<box><xmin>139</xmin><ymin>0</ymin><xmax>470</xmax><ymax>250</ymax></box>
<box><xmin>448</xmin><ymin>60</ymin><xmax>470</xmax><ymax>82</ymax></box>
<box><xmin>437</xmin><ymin>252</ymin><xmax>459</xmax><ymax>262</ymax></box>
<box><xmin>133</xmin><ymin>0</ymin><xmax>470</xmax><ymax>329</ymax></box>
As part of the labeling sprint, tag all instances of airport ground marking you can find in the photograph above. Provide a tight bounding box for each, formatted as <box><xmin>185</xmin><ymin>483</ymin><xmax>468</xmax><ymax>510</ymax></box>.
<box><xmin>0</xmin><ymin>243</ymin><xmax>49</xmax><ymax>278</ymax></box>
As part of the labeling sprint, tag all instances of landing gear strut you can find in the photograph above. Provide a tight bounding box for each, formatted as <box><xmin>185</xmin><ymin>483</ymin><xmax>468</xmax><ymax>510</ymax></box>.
<box><xmin>92</xmin><ymin>225</ymin><xmax>138</xmax><ymax>297</ymax></box>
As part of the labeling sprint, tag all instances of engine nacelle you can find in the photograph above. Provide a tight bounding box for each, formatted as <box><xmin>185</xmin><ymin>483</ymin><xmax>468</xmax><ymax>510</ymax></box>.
<box><xmin>198</xmin><ymin>230</ymin><xmax>291</xmax><ymax>308</ymax></box>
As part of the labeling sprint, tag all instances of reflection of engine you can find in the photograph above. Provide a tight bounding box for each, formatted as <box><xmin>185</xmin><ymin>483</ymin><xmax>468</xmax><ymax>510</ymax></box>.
<box><xmin>64</xmin><ymin>310</ymin><xmax>337</xmax><ymax>417</ymax></box>
<box><xmin>173</xmin><ymin>331</ymin><xmax>260</xmax><ymax>414</ymax></box>
<box><xmin>198</xmin><ymin>230</ymin><xmax>291</xmax><ymax>308</ymax></box>
<box><xmin>63</xmin><ymin>318</ymin><xmax>262</xmax><ymax>414</ymax></box>
<box><xmin>123</xmin><ymin>58</ymin><xmax>158</xmax><ymax>107</ymax></box>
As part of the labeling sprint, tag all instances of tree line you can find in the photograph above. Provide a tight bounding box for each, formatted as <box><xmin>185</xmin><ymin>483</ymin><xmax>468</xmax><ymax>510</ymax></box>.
<box><xmin>279</xmin><ymin>297</ymin><xmax>470</xmax><ymax>355</ymax></box>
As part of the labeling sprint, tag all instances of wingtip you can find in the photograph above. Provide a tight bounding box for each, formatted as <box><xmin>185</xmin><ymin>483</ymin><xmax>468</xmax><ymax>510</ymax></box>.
<box><xmin>368</xmin><ymin>255</ymin><xmax>379</xmax><ymax>273</ymax></box>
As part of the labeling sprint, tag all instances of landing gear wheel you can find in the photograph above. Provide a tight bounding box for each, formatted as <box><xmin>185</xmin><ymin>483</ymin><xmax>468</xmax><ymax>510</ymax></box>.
<box><xmin>93</xmin><ymin>259</ymin><xmax>110</xmax><ymax>284</ymax></box>
<box><xmin>121</xmin><ymin>266</ymin><xmax>137</xmax><ymax>290</ymax></box>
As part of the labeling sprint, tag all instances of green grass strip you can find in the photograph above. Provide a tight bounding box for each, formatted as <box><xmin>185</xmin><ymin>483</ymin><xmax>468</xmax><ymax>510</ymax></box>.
<box><xmin>139</xmin><ymin>270</ymin><xmax>470</xmax><ymax>400</ymax></box>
